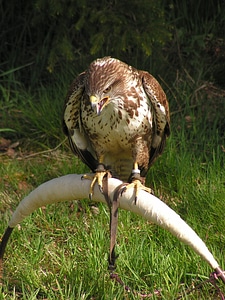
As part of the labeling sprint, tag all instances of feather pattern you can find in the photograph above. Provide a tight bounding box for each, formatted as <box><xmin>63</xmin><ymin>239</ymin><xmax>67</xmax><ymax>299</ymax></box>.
<box><xmin>63</xmin><ymin>57</ymin><xmax>170</xmax><ymax>181</ymax></box>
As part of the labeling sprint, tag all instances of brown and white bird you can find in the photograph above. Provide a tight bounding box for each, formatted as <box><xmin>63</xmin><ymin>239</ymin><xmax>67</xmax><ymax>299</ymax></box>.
<box><xmin>63</xmin><ymin>56</ymin><xmax>170</xmax><ymax>270</ymax></box>
<box><xmin>63</xmin><ymin>56</ymin><xmax>170</xmax><ymax>197</ymax></box>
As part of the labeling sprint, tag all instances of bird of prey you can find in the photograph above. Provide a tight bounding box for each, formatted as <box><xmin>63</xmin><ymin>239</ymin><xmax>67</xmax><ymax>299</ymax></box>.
<box><xmin>63</xmin><ymin>57</ymin><xmax>170</xmax><ymax>270</ymax></box>
<box><xmin>63</xmin><ymin>56</ymin><xmax>170</xmax><ymax>197</ymax></box>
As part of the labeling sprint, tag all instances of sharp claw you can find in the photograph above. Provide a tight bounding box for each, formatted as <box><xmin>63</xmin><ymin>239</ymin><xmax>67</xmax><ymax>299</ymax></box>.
<box><xmin>119</xmin><ymin>179</ymin><xmax>152</xmax><ymax>205</ymax></box>
<box><xmin>134</xmin><ymin>196</ymin><xmax>138</xmax><ymax>204</ymax></box>
<box><xmin>115</xmin><ymin>183</ymin><xmax>130</xmax><ymax>199</ymax></box>
<box><xmin>121</xmin><ymin>187</ymin><xmax>127</xmax><ymax>196</ymax></box>
<box><xmin>99</xmin><ymin>185</ymin><xmax>103</xmax><ymax>194</ymax></box>
<box><xmin>82</xmin><ymin>168</ymin><xmax>109</xmax><ymax>198</ymax></box>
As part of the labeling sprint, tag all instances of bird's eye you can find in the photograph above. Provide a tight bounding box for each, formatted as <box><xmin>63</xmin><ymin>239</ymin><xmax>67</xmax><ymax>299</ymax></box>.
<box><xmin>103</xmin><ymin>86</ymin><xmax>111</xmax><ymax>93</ymax></box>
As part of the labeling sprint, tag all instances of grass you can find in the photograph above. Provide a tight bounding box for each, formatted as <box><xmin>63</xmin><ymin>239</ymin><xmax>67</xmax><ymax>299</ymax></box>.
<box><xmin>0</xmin><ymin>74</ymin><xmax>225</xmax><ymax>299</ymax></box>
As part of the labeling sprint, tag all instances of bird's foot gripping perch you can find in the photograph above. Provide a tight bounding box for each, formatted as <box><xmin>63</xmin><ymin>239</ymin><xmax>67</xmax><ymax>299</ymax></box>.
<box><xmin>82</xmin><ymin>164</ymin><xmax>111</xmax><ymax>199</ymax></box>
<box><xmin>121</xmin><ymin>168</ymin><xmax>153</xmax><ymax>204</ymax></box>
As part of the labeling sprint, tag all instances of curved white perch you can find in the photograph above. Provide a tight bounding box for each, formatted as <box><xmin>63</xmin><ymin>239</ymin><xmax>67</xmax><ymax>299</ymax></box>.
<box><xmin>6</xmin><ymin>173</ymin><xmax>220</xmax><ymax>270</ymax></box>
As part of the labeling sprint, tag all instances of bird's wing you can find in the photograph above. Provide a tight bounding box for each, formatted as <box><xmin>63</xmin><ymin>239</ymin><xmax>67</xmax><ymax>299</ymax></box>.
<box><xmin>141</xmin><ymin>71</ymin><xmax>170</xmax><ymax>168</ymax></box>
<box><xmin>63</xmin><ymin>72</ymin><xmax>98</xmax><ymax>172</ymax></box>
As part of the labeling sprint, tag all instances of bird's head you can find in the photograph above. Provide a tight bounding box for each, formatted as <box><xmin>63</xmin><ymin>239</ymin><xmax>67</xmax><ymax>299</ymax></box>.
<box><xmin>89</xmin><ymin>87</ymin><xmax>111</xmax><ymax>116</ymax></box>
<box><xmin>85</xmin><ymin>57</ymin><xmax>128</xmax><ymax>115</ymax></box>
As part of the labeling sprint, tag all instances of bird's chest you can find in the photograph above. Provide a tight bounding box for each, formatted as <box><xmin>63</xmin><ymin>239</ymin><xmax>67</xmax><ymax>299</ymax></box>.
<box><xmin>81</xmin><ymin>95</ymin><xmax>153</xmax><ymax>153</ymax></box>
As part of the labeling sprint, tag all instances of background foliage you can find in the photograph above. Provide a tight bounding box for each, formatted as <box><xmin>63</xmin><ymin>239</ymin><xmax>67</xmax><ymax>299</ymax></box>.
<box><xmin>1</xmin><ymin>0</ymin><xmax>224</xmax><ymax>87</ymax></box>
<box><xmin>0</xmin><ymin>0</ymin><xmax>171</xmax><ymax>86</ymax></box>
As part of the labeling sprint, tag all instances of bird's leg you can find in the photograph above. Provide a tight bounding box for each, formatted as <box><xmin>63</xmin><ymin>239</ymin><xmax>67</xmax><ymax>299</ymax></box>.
<box><xmin>82</xmin><ymin>156</ymin><xmax>111</xmax><ymax>200</ymax></box>
<box><xmin>122</xmin><ymin>162</ymin><xmax>153</xmax><ymax>204</ymax></box>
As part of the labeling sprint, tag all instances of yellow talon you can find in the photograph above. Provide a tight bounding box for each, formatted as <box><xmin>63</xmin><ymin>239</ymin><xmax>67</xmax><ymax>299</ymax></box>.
<box><xmin>123</xmin><ymin>161</ymin><xmax>153</xmax><ymax>204</ymax></box>
<box><xmin>124</xmin><ymin>179</ymin><xmax>153</xmax><ymax>204</ymax></box>
<box><xmin>82</xmin><ymin>164</ymin><xmax>108</xmax><ymax>199</ymax></box>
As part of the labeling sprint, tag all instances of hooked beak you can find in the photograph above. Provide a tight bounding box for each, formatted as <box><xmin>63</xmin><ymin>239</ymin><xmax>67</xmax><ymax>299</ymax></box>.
<box><xmin>90</xmin><ymin>95</ymin><xmax>109</xmax><ymax>115</ymax></box>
